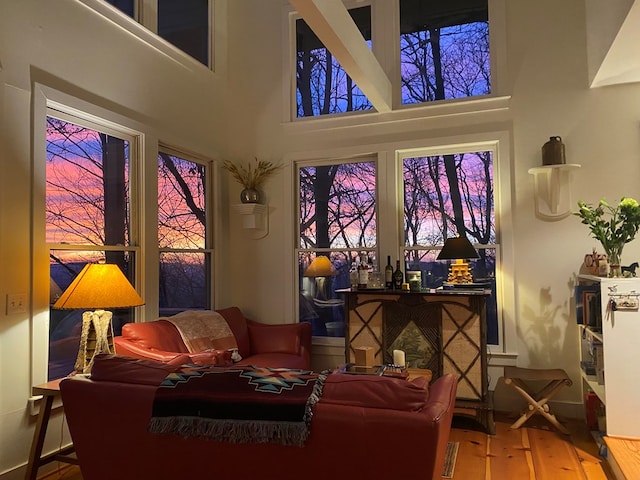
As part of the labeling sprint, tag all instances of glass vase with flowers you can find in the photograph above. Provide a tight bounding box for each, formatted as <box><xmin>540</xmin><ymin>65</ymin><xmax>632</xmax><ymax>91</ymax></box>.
<box><xmin>574</xmin><ymin>197</ymin><xmax>640</xmax><ymax>277</ymax></box>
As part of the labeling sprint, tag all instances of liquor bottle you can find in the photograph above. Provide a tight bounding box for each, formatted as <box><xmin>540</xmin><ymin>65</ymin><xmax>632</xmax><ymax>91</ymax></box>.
<box><xmin>358</xmin><ymin>254</ymin><xmax>369</xmax><ymax>289</ymax></box>
<box><xmin>393</xmin><ymin>260</ymin><xmax>404</xmax><ymax>290</ymax></box>
<box><xmin>385</xmin><ymin>256</ymin><xmax>393</xmax><ymax>289</ymax></box>
<box><xmin>349</xmin><ymin>261</ymin><xmax>358</xmax><ymax>289</ymax></box>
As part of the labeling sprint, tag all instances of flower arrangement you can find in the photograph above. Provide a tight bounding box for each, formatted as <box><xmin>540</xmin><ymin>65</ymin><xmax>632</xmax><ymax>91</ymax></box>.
<box><xmin>574</xmin><ymin>197</ymin><xmax>640</xmax><ymax>275</ymax></box>
<box><xmin>222</xmin><ymin>158</ymin><xmax>281</xmax><ymax>190</ymax></box>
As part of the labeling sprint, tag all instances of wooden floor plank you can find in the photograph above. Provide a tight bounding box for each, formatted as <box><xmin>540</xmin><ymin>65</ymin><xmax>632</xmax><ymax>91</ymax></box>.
<box><xmin>528</xmin><ymin>426</ymin><xmax>587</xmax><ymax>480</ymax></box>
<box><xmin>448</xmin><ymin>425</ymin><xmax>488</xmax><ymax>480</ymax></box>
<box><xmin>487</xmin><ymin>420</ymin><xmax>535</xmax><ymax>480</ymax></box>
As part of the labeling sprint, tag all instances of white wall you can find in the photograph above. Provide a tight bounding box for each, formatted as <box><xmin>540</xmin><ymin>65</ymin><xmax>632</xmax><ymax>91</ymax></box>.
<box><xmin>2</xmin><ymin>0</ymin><xmax>640</xmax><ymax>477</ymax></box>
<box><xmin>0</xmin><ymin>1</ymin><xmax>229</xmax><ymax>477</ymax></box>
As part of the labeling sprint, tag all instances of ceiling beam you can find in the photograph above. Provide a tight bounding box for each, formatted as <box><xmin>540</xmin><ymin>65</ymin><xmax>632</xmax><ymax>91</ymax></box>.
<box><xmin>289</xmin><ymin>0</ymin><xmax>392</xmax><ymax>113</ymax></box>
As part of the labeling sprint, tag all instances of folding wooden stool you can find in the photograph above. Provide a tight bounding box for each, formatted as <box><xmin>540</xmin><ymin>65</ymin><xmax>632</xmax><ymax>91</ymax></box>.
<box><xmin>503</xmin><ymin>366</ymin><xmax>573</xmax><ymax>434</ymax></box>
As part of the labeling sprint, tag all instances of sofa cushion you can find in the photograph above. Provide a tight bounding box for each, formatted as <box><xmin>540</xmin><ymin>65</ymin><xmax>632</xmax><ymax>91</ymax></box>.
<box><xmin>320</xmin><ymin>373</ymin><xmax>427</xmax><ymax>411</ymax></box>
<box><xmin>216</xmin><ymin>307</ymin><xmax>251</xmax><ymax>358</ymax></box>
<box><xmin>248</xmin><ymin>322</ymin><xmax>301</xmax><ymax>354</ymax></box>
<box><xmin>89</xmin><ymin>354</ymin><xmax>185</xmax><ymax>385</ymax></box>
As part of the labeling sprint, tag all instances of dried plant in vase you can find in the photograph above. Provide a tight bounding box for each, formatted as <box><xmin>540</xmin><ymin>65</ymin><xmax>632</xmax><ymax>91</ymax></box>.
<box><xmin>222</xmin><ymin>158</ymin><xmax>282</xmax><ymax>203</ymax></box>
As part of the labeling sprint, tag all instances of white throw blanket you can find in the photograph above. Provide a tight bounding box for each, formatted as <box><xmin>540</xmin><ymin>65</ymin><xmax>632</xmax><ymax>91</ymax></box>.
<box><xmin>163</xmin><ymin>310</ymin><xmax>241</xmax><ymax>361</ymax></box>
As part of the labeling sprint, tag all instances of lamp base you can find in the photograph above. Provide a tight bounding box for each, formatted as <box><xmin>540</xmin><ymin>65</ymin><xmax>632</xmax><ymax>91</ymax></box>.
<box><xmin>446</xmin><ymin>262</ymin><xmax>474</xmax><ymax>284</ymax></box>
<box><xmin>74</xmin><ymin>309</ymin><xmax>114</xmax><ymax>374</ymax></box>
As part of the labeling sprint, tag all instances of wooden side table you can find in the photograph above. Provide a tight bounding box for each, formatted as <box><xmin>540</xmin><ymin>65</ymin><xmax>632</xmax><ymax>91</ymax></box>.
<box><xmin>25</xmin><ymin>379</ymin><xmax>78</xmax><ymax>480</ymax></box>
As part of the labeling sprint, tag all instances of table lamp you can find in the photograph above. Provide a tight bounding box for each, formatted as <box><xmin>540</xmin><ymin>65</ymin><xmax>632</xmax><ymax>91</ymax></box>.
<box><xmin>437</xmin><ymin>235</ymin><xmax>479</xmax><ymax>284</ymax></box>
<box><xmin>53</xmin><ymin>262</ymin><xmax>145</xmax><ymax>374</ymax></box>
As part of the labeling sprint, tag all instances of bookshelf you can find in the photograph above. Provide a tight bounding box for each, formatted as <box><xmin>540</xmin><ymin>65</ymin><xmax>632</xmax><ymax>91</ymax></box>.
<box><xmin>577</xmin><ymin>275</ymin><xmax>640</xmax><ymax>438</ymax></box>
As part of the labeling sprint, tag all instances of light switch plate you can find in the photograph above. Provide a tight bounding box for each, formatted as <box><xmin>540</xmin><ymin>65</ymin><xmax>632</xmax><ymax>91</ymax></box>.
<box><xmin>7</xmin><ymin>293</ymin><xmax>27</xmax><ymax>314</ymax></box>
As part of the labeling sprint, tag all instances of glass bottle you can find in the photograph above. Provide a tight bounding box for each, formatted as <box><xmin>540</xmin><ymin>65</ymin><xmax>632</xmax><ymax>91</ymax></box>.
<box><xmin>385</xmin><ymin>256</ymin><xmax>393</xmax><ymax>289</ymax></box>
<box><xmin>393</xmin><ymin>260</ymin><xmax>404</xmax><ymax>290</ymax></box>
<box><xmin>358</xmin><ymin>253</ymin><xmax>369</xmax><ymax>289</ymax></box>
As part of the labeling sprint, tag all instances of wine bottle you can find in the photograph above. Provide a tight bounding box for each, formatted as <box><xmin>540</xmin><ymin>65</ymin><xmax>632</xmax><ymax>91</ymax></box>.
<box><xmin>358</xmin><ymin>254</ymin><xmax>369</xmax><ymax>289</ymax></box>
<box><xmin>393</xmin><ymin>260</ymin><xmax>404</xmax><ymax>290</ymax></box>
<box><xmin>385</xmin><ymin>256</ymin><xmax>393</xmax><ymax>289</ymax></box>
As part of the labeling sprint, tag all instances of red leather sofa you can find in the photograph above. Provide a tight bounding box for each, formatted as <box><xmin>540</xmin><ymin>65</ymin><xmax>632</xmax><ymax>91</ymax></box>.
<box><xmin>60</xmin><ymin>355</ymin><xmax>458</xmax><ymax>480</ymax></box>
<box><xmin>114</xmin><ymin>307</ymin><xmax>312</xmax><ymax>370</ymax></box>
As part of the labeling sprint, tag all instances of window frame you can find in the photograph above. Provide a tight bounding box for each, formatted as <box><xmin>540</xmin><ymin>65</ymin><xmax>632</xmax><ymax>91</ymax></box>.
<box><xmin>32</xmin><ymin>83</ymin><xmax>219</xmax><ymax>384</ymax></box>
<box><xmin>294</xmin><ymin>155</ymin><xmax>379</xmax><ymax>346</ymax></box>
<box><xmin>78</xmin><ymin>0</ymin><xmax>215</xmax><ymax>71</ymax></box>
<box><xmin>289</xmin><ymin>131</ymin><xmax>515</xmax><ymax>358</ymax></box>
<box><xmin>157</xmin><ymin>144</ymin><xmax>215</xmax><ymax>315</ymax></box>
<box><xmin>397</xmin><ymin>141</ymin><xmax>500</xmax><ymax>346</ymax></box>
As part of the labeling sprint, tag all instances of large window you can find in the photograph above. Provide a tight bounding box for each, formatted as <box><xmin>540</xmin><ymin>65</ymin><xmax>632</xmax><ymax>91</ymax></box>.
<box><xmin>297</xmin><ymin>160</ymin><xmax>377</xmax><ymax>337</ymax></box>
<box><xmin>103</xmin><ymin>0</ymin><xmax>211</xmax><ymax>67</ymax></box>
<box><xmin>400</xmin><ymin>0</ymin><xmax>490</xmax><ymax>104</ymax></box>
<box><xmin>400</xmin><ymin>146</ymin><xmax>499</xmax><ymax>344</ymax></box>
<box><xmin>46</xmin><ymin>112</ymin><xmax>139</xmax><ymax>380</ymax></box>
<box><xmin>296</xmin><ymin>144</ymin><xmax>501</xmax><ymax>346</ymax></box>
<box><xmin>296</xmin><ymin>6</ymin><xmax>373</xmax><ymax>117</ymax></box>
<box><xmin>45</xmin><ymin>111</ymin><xmax>214</xmax><ymax>380</ymax></box>
<box><xmin>293</xmin><ymin>1</ymin><xmax>490</xmax><ymax>118</ymax></box>
<box><xmin>158</xmin><ymin>148</ymin><xmax>211</xmax><ymax>315</ymax></box>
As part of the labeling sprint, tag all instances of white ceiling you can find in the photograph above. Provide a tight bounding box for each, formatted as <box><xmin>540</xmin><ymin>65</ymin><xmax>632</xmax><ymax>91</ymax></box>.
<box><xmin>590</xmin><ymin>0</ymin><xmax>640</xmax><ymax>87</ymax></box>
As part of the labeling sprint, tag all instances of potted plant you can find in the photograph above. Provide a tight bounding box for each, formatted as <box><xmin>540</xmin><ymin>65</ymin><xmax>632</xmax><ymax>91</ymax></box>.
<box><xmin>222</xmin><ymin>158</ymin><xmax>281</xmax><ymax>204</ymax></box>
<box><xmin>574</xmin><ymin>197</ymin><xmax>640</xmax><ymax>277</ymax></box>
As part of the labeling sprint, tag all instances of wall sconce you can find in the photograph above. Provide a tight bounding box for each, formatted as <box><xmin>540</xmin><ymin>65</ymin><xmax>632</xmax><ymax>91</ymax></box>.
<box><xmin>53</xmin><ymin>263</ymin><xmax>145</xmax><ymax>373</ymax></box>
<box><xmin>529</xmin><ymin>136</ymin><xmax>581</xmax><ymax>220</ymax></box>
<box><xmin>437</xmin><ymin>235</ymin><xmax>479</xmax><ymax>284</ymax></box>
<box><xmin>232</xmin><ymin>203</ymin><xmax>268</xmax><ymax>239</ymax></box>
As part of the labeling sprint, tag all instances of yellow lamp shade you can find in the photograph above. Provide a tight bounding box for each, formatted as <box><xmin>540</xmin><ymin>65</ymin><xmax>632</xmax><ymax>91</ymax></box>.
<box><xmin>303</xmin><ymin>256</ymin><xmax>337</xmax><ymax>277</ymax></box>
<box><xmin>53</xmin><ymin>263</ymin><xmax>144</xmax><ymax>310</ymax></box>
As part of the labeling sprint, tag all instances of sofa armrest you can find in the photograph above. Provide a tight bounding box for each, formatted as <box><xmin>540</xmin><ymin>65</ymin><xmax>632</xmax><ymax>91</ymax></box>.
<box><xmin>247</xmin><ymin>321</ymin><xmax>311</xmax><ymax>361</ymax></box>
<box><xmin>114</xmin><ymin>337</ymin><xmax>229</xmax><ymax>366</ymax></box>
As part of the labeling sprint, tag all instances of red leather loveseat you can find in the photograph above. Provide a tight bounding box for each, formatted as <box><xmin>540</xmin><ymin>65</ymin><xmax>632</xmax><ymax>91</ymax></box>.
<box><xmin>114</xmin><ymin>307</ymin><xmax>312</xmax><ymax>370</ymax></box>
<box><xmin>60</xmin><ymin>355</ymin><xmax>458</xmax><ymax>480</ymax></box>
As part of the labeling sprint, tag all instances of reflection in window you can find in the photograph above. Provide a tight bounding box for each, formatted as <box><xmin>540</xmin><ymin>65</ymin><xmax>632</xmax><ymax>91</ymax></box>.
<box><xmin>297</xmin><ymin>161</ymin><xmax>377</xmax><ymax>336</ymax></box>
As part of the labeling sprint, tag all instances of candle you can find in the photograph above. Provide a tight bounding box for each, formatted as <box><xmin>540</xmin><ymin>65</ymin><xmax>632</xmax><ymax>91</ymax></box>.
<box><xmin>393</xmin><ymin>349</ymin><xmax>405</xmax><ymax>367</ymax></box>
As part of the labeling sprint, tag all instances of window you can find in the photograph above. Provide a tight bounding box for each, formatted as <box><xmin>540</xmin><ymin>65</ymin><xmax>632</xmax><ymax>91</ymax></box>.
<box><xmin>400</xmin><ymin>0</ymin><xmax>490</xmax><ymax>104</ymax></box>
<box><xmin>400</xmin><ymin>146</ymin><xmax>499</xmax><ymax>344</ymax></box>
<box><xmin>297</xmin><ymin>160</ymin><xmax>377</xmax><ymax>337</ymax></box>
<box><xmin>103</xmin><ymin>0</ymin><xmax>211</xmax><ymax>67</ymax></box>
<box><xmin>296</xmin><ymin>6</ymin><xmax>373</xmax><ymax>117</ymax></box>
<box><xmin>46</xmin><ymin>112</ymin><xmax>139</xmax><ymax>380</ymax></box>
<box><xmin>158</xmin><ymin>148</ymin><xmax>212</xmax><ymax>315</ymax></box>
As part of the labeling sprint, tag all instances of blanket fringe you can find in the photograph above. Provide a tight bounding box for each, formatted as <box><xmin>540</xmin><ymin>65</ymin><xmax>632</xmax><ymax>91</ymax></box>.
<box><xmin>149</xmin><ymin>417</ymin><xmax>310</xmax><ymax>446</ymax></box>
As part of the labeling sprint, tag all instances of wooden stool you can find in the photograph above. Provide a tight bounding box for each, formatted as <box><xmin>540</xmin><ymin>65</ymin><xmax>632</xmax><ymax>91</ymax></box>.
<box><xmin>503</xmin><ymin>367</ymin><xmax>572</xmax><ymax>434</ymax></box>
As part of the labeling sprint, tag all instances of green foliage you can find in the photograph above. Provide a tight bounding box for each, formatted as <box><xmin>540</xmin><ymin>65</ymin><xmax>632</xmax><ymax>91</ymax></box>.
<box><xmin>574</xmin><ymin>197</ymin><xmax>640</xmax><ymax>256</ymax></box>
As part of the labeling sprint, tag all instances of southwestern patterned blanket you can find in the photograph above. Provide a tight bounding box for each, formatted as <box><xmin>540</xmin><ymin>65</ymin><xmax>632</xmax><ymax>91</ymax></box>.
<box><xmin>148</xmin><ymin>364</ymin><xmax>326</xmax><ymax>446</ymax></box>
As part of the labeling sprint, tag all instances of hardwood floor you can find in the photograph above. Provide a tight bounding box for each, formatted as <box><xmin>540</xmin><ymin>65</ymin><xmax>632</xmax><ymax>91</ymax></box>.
<box><xmin>39</xmin><ymin>411</ymin><xmax>614</xmax><ymax>480</ymax></box>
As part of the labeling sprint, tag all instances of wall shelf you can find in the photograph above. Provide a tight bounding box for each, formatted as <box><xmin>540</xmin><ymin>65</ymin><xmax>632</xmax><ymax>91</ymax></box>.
<box><xmin>232</xmin><ymin>203</ymin><xmax>268</xmax><ymax>239</ymax></box>
<box><xmin>528</xmin><ymin>163</ymin><xmax>581</xmax><ymax>219</ymax></box>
